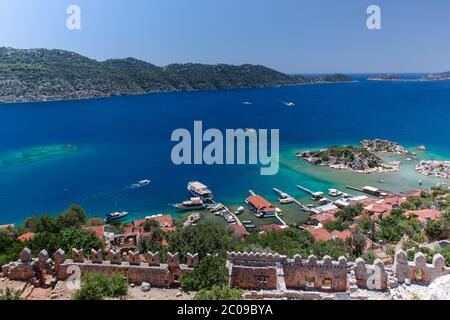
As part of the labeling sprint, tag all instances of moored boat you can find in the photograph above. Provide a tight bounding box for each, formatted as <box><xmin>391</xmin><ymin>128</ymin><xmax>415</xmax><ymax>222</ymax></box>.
<box><xmin>104</xmin><ymin>211</ymin><xmax>128</xmax><ymax>223</ymax></box>
<box><xmin>187</xmin><ymin>181</ymin><xmax>214</xmax><ymax>201</ymax></box>
<box><xmin>173</xmin><ymin>197</ymin><xmax>206</xmax><ymax>210</ymax></box>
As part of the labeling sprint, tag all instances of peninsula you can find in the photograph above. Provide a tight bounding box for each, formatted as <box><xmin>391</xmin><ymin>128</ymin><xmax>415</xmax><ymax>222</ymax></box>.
<box><xmin>0</xmin><ymin>47</ymin><xmax>352</xmax><ymax>103</ymax></box>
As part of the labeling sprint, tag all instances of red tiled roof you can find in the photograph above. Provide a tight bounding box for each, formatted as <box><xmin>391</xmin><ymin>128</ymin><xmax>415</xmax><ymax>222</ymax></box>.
<box><xmin>123</xmin><ymin>226</ymin><xmax>144</xmax><ymax>235</ymax></box>
<box><xmin>311</xmin><ymin>212</ymin><xmax>337</xmax><ymax>225</ymax></box>
<box><xmin>229</xmin><ymin>224</ymin><xmax>250</xmax><ymax>237</ymax></box>
<box><xmin>405</xmin><ymin>209</ymin><xmax>441</xmax><ymax>223</ymax></box>
<box><xmin>307</xmin><ymin>228</ymin><xmax>332</xmax><ymax>241</ymax></box>
<box><xmin>17</xmin><ymin>232</ymin><xmax>35</xmax><ymax>242</ymax></box>
<box><xmin>246</xmin><ymin>195</ymin><xmax>275</xmax><ymax>213</ymax></box>
<box><xmin>83</xmin><ymin>225</ymin><xmax>105</xmax><ymax>240</ymax></box>
<box><xmin>308</xmin><ymin>227</ymin><xmax>352</xmax><ymax>242</ymax></box>
<box><xmin>331</xmin><ymin>230</ymin><xmax>352</xmax><ymax>241</ymax></box>
<box><xmin>382</xmin><ymin>196</ymin><xmax>407</xmax><ymax>206</ymax></box>
<box><xmin>132</xmin><ymin>215</ymin><xmax>175</xmax><ymax>232</ymax></box>
<box><xmin>364</xmin><ymin>203</ymin><xmax>392</xmax><ymax>214</ymax></box>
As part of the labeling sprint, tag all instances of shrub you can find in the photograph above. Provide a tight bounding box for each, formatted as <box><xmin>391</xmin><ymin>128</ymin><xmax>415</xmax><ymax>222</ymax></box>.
<box><xmin>194</xmin><ymin>285</ymin><xmax>244</xmax><ymax>300</ymax></box>
<box><xmin>0</xmin><ymin>288</ymin><xmax>21</xmax><ymax>300</ymax></box>
<box><xmin>181</xmin><ymin>256</ymin><xmax>228</xmax><ymax>292</ymax></box>
<box><xmin>361</xmin><ymin>250</ymin><xmax>377</xmax><ymax>264</ymax></box>
<box><xmin>73</xmin><ymin>272</ymin><xmax>128</xmax><ymax>300</ymax></box>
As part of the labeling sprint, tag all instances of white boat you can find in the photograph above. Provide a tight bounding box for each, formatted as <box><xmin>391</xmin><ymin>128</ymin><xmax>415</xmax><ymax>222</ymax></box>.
<box><xmin>104</xmin><ymin>211</ymin><xmax>128</xmax><ymax>223</ymax></box>
<box><xmin>284</xmin><ymin>102</ymin><xmax>295</xmax><ymax>107</ymax></box>
<box><xmin>234</xmin><ymin>206</ymin><xmax>245</xmax><ymax>215</ymax></box>
<box><xmin>417</xmin><ymin>145</ymin><xmax>427</xmax><ymax>151</ymax></box>
<box><xmin>130</xmin><ymin>179</ymin><xmax>151</xmax><ymax>189</ymax></box>
<box><xmin>279</xmin><ymin>196</ymin><xmax>294</xmax><ymax>204</ymax></box>
<box><xmin>328</xmin><ymin>189</ymin><xmax>342</xmax><ymax>197</ymax></box>
<box><xmin>242</xmin><ymin>101</ymin><xmax>252</xmax><ymax>105</ymax></box>
<box><xmin>188</xmin><ymin>181</ymin><xmax>214</xmax><ymax>200</ymax></box>
<box><xmin>210</xmin><ymin>203</ymin><xmax>224</xmax><ymax>212</ymax></box>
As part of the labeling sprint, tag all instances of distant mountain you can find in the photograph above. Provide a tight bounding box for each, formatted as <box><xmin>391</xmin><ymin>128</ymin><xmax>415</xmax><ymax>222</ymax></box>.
<box><xmin>0</xmin><ymin>47</ymin><xmax>352</xmax><ymax>103</ymax></box>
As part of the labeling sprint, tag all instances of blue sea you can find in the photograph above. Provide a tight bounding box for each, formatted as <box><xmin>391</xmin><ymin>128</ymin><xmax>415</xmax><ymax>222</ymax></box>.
<box><xmin>1</xmin><ymin>75</ymin><xmax>450</xmax><ymax>224</ymax></box>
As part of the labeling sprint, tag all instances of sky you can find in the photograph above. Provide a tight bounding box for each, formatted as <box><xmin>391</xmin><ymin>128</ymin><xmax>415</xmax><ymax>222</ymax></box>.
<box><xmin>0</xmin><ymin>0</ymin><xmax>449</xmax><ymax>73</ymax></box>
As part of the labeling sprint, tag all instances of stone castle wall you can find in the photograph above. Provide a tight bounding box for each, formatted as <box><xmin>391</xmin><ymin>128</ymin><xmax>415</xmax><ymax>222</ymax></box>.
<box><xmin>2</xmin><ymin>248</ymin><xmax>449</xmax><ymax>293</ymax></box>
<box><xmin>2</xmin><ymin>248</ymin><xmax>198</xmax><ymax>288</ymax></box>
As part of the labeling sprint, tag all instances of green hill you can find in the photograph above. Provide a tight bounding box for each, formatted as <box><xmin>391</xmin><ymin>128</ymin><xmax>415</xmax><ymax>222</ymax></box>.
<box><xmin>0</xmin><ymin>47</ymin><xmax>352</xmax><ymax>103</ymax></box>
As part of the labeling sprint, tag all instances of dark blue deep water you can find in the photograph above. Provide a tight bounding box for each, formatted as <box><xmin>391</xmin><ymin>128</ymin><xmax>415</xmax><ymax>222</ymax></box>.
<box><xmin>1</xmin><ymin>76</ymin><xmax>450</xmax><ymax>224</ymax></box>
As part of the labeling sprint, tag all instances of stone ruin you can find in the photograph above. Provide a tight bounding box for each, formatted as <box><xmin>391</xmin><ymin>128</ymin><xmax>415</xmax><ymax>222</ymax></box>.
<box><xmin>2</xmin><ymin>248</ymin><xmax>449</xmax><ymax>295</ymax></box>
<box><xmin>227</xmin><ymin>252</ymin><xmax>349</xmax><ymax>292</ymax></box>
<box><xmin>2</xmin><ymin>248</ymin><xmax>198</xmax><ymax>288</ymax></box>
<box><xmin>393</xmin><ymin>250</ymin><xmax>449</xmax><ymax>285</ymax></box>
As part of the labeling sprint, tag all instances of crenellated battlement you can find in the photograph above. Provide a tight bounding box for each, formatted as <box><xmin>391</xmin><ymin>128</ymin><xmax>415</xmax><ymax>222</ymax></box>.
<box><xmin>2</xmin><ymin>248</ymin><xmax>449</xmax><ymax>294</ymax></box>
<box><xmin>394</xmin><ymin>250</ymin><xmax>449</xmax><ymax>285</ymax></box>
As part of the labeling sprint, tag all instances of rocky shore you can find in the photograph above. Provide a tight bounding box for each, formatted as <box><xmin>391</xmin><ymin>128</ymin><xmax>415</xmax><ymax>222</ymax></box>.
<box><xmin>416</xmin><ymin>160</ymin><xmax>450</xmax><ymax>179</ymax></box>
<box><xmin>360</xmin><ymin>139</ymin><xmax>409</xmax><ymax>155</ymax></box>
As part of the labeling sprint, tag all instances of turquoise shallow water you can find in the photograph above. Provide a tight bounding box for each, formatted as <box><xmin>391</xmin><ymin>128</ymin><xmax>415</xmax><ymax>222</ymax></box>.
<box><xmin>1</xmin><ymin>76</ymin><xmax>450</xmax><ymax>224</ymax></box>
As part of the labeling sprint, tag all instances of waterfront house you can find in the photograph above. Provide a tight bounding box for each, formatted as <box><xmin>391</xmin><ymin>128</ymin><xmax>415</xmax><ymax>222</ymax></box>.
<box><xmin>0</xmin><ymin>224</ymin><xmax>15</xmax><ymax>232</ymax></box>
<box><xmin>245</xmin><ymin>194</ymin><xmax>276</xmax><ymax>218</ymax></box>
<box><xmin>132</xmin><ymin>214</ymin><xmax>176</xmax><ymax>233</ymax></box>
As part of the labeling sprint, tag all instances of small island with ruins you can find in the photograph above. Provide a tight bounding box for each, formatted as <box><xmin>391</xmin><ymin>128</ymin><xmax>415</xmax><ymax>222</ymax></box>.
<box><xmin>416</xmin><ymin>160</ymin><xmax>450</xmax><ymax>179</ymax></box>
<box><xmin>295</xmin><ymin>139</ymin><xmax>404</xmax><ymax>173</ymax></box>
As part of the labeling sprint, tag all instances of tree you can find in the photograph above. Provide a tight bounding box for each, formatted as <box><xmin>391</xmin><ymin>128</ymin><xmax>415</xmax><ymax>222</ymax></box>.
<box><xmin>194</xmin><ymin>285</ymin><xmax>244</xmax><ymax>300</ymax></box>
<box><xmin>55</xmin><ymin>204</ymin><xmax>86</xmax><ymax>231</ymax></box>
<box><xmin>168</xmin><ymin>223</ymin><xmax>236</xmax><ymax>260</ymax></box>
<box><xmin>28</xmin><ymin>227</ymin><xmax>102</xmax><ymax>256</ymax></box>
<box><xmin>73</xmin><ymin>272</ymin><xmax>128</xmax><ymax>300</ymax></box>
<box><xmin>23</xmin><ymin>214</ymin><xmax>56</xmax><ymax>233</ymax></box>
<box><xmin>142</xmin><ymin>219</ymin><xmax>160</xmax><ymax>232</ymax></box>
<box><xmin>425</xmin><ymin>220</ymin><xmax>445</xmax><ymax>240</ymax></box>
<box><xmin>181</xmin><ymin>256</ymin><xmax>228</xmax><ymax>292</ymax></box>
<box><xmin>0</xmin><ymin>231</ymin><xmax>25</xmax><ymax>267</ymax></box>
<box><xmin>335</xmin><ymin>204</ymin><xmax>363</xmax><ymax>222</ymax></box>
<box><xmin>349</xmin><ymin>229</ymin><xmax>367</xmax><ymax>257</ymax></box>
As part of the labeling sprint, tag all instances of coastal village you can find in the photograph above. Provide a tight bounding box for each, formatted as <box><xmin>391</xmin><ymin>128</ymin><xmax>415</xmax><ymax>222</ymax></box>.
<box><xmin>1</xmin><ymin>139</ymin><xmax>450</xmax><ymax>300</ymax></box>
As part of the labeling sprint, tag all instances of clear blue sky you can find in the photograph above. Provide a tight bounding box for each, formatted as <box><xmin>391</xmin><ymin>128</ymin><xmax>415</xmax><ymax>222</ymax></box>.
<box><xmin>1</xmin><ymin>0</ymin><xmax>449</xmax><ymax>73</ymax></box>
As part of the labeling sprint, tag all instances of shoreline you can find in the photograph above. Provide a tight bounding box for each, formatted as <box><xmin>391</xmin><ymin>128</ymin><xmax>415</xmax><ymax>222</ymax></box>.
<box><xmin>0</xmin><ymin>80</ymin><xmax>355</xmax><ymax>106</ymax></box>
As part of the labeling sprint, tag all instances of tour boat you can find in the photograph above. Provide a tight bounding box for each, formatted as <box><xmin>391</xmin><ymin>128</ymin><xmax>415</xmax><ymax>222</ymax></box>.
<box><xmin>104</xmin><ymin>211</ymin><xmax>128</xmax><ymax>223</ymax></box>
<box><xmin>173</xmin><ymin>197</ymin><xmax>206</xmax><ymax>210</ymax></box>
<box><xmin>187</xmin><ymin>181</ymin><xmax>214</xmax><ymax>200</ymax></box>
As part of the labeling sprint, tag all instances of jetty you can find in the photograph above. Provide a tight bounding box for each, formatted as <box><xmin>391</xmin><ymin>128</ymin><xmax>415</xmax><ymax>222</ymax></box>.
<box><xmin>274</xmin><ymin>188</ymin><xmax>312</xmax><ymax>212</ymax></box>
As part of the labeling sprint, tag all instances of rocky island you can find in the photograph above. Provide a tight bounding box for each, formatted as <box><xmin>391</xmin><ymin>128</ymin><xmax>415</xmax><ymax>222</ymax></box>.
<box><xmin>296</xmin><ymin>143</ymin><xmax>400</xmax><ymax>173</ymax></box>
<box><xmin>416</xmin><ymin>160</ymin><xmax>450</xmax><ymax>179</ymax></box>
<box><xmin>0</xmin><ymin>47</ymin><xmax>352</xmax><ymax>103</ymax></box>
<box><xmin>367</xmin><ymin>74</ymin><xmax>402</xmax><ymax>81</ymax></box>
<box><xmin>360</xmin><ymin>139</ymin><xmax>409</xmax><ymax>155</ymax></box>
